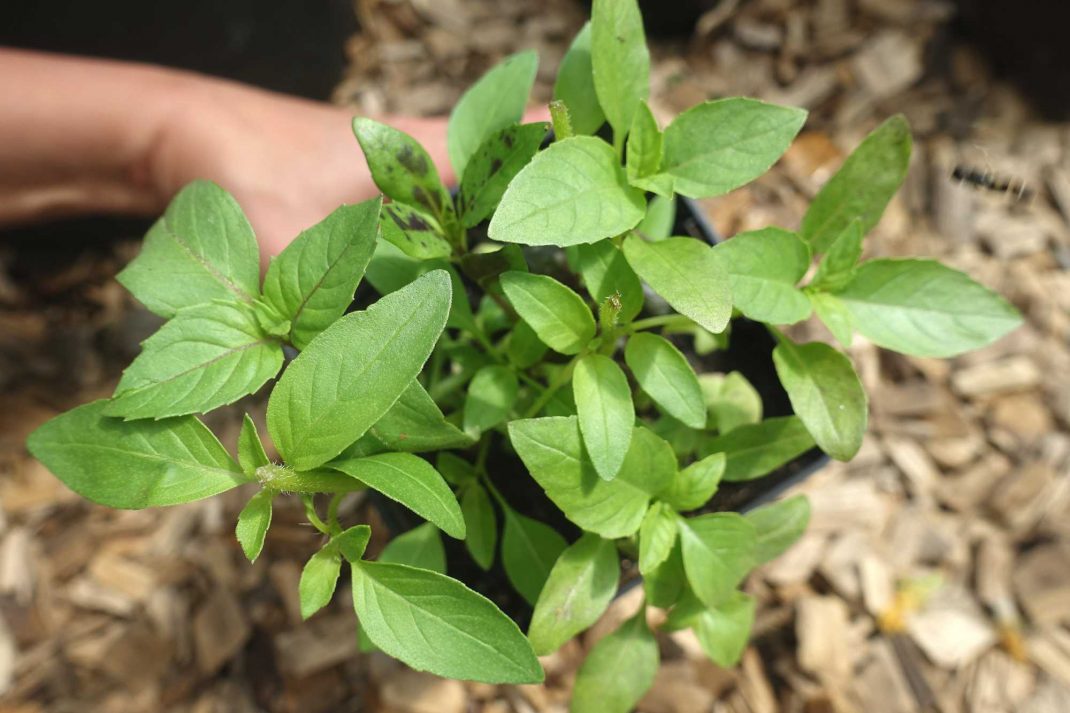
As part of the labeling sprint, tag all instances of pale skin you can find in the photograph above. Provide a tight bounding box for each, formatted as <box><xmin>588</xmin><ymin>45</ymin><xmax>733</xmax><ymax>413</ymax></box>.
<box><xmin>0</xmin><ymin>48</ymin><xmax>540</xmax><ymax>259</ymax></box>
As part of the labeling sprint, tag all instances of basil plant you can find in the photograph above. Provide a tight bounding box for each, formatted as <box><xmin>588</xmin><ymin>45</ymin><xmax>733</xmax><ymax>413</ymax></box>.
<box><xmin>28</xmin><ymin>0</ymin><xmax>1021</xmax><ymax>705</ymax></box>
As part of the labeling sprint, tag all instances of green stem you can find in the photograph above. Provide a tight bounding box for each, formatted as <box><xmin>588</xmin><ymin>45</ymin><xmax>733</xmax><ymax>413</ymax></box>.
<box><xmin>301</xmin><ymin>494</ymin><xmax>331</xmax><ymax>536</ymax></box>
<box><xmin>626</xmin><ymin>314</ymin><xmax>694</xmax><ymax>333</ymax></box>
<box><xmin>522</xmin><ymin>354</ymin><xmax>581</xmax><ymax>418</ymax></box>
<box><xmin>326</xmin><ymin>493</ymin><xmax>344</xmax><ymax>536</ymax></box>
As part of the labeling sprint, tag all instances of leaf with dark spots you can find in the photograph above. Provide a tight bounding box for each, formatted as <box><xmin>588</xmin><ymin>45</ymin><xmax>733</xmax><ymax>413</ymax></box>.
<box><xmin>397</xmin><ymin>144</ymin><xmax>430</xmax><ymax>177</ymax></box>
<box><xmin>380</xmin><ymin>203</ymin><xmax>453</xmax><ymax>260</ymax></box>
<box><xmin>459</xmin><ymin>122</ymin><xmax>548</xmax><ymax>229</ymax></box>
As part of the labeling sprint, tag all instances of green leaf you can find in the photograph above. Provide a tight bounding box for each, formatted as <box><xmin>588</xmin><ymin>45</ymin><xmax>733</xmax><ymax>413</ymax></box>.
<box><xmin>678</xmin><ymin>513</ymin><xmax>756</xmax><ymax>608</ymax></box>
<box><xmin>262</xmin><ymin>199</ymin><xmax>381</xmax><ymax>349</ymax></box>
<box><xmin>635</xmin><ymin>194</ymin><xmax>676</xmax><ymax>241</ymax></box>
<box><xmin>268</xmin><ymin>270</ymin><xmax>451</xmax><ymax>470</ymax></box>
<box><xmin>711</xmin><ymin>227</ymin><xmax>812</xmax><ymax>324</ymax></box>
<box><xmin>104</xmin><ymin>302</ymin><xmax>283</xmax><ymax>420</ymax></box>
<box><xmin>831</xmin><ymin>259</ymin><xmax>1022</xmax><ymax>357</ymax></box>
<box><xmin>335</xmin><ymin>524</ymin><xmax>372</xmax><ymax>563</ymax></box>
<box><xmin>571</xmin><ymin>612</ymin><xmax>658</xmax><ymax>713</ymax></box>
<box><xmin>810</xmin><ymin>220</ymin><xmax>863</xmax><ymax>291</ymax></box>
<box><xmin>461</xmin><ymin>483</ymin><xmax>497</xmax><ymax>570</ymax></box>
<box><xmin>448</xmin><ymin>50</ymin><xmax>539</xmax><ymax>178</ymax></box>
<box><xmin>624</xmin><ymin>333</ymin><xmax>706</xmax><ymax>429</ymax></box>
<box><xmin>459</xmin><ymin>122</ymin><xmax>548</xmax><ymax>228</ymax></box>
<box><xmin>27</xmin><ymin>400</ymin><xmax>246</xmax><ymax>509</ymax></box>
<box><xmin>644</xmin><ymin>541</ymin><xmax>686</xmax><ymax>608</ymax></box>
<box><xmin>379</xmin><ymin>522</ymin><xmax>446</xmax><ymax>573</ymax></box>
<box><xmin>464</xmin><ymin>365</ymin><xmax>519</xmax><ymax>433</ymax></box>
<box><xmin>380</xmin><ymin>202</ymin><xmax>452</xmax><ymax>260</ymax></box>
<box><xmin>299</xmin><ymin>544</ymin><xmax>342</xmax><ymax>619</ymax></box>
<box><xmin>330</xmin><ymin>453</ymin><xmax>465</xmax><ymax>539</ymax></box>
<box><xmin>699</xmin><ymin>372</ymin><xmax>762</xmax><ymax>434</ymax></box>
<box><xmin>508</xmin><ymin>417</ymin><xmax>674</xmax><ymax>538</ymax></box>
<box><xmin>574</xmin><ymin>240</ymin><xmax>644</xmax><ymax>324</ymax></box>
<box><xmin>659</xmin><ymin>452</ymin><xmax>725</xmax><ymax>511</ymax></box>
<box><xmin>693</xmin><ymin>591</ymin><xmax>756</xmax><ymax>667</ymax></box>
<box><xmin>237</xmin><ymin>413</ymin><xmax>269</xmax><ymax>476</ymax></box>
<box><xmin>507</xmin><ymin>321</ymin><xmax>549</xmax><ymax>369</ymax></box>
<box><xmin>437</xmin><ymin>452</ymin><xmax>478</xmax><ymax>487</ymax></box>
<box><xmin>352</xmin><ymin>561</ymin><xmax>543</xmax><ymax>683</ymax></box>
<box><xmin>500</xmin><ymin>271</ymin><xmax>595</xmax><ymax>355</ymax></box>
<box><xmin>746</xmin><ymin>495</ymin><xmax>811</xmax><ymax>565</ymax></box>
<box><xmin>501</xmin><ymin>509</ymin><xmax>567</xmax><ymax>606</ymax></box>
<box><xmin>235</xmin><ymin>490</ymin><xmax>272</xmax><ymax>562</ymax></box>
<box><xmin>638</xmin><ymin>502</ymin><xmax>678</xmax><ymax>574</ymax></box>
<box><xmin>116</xmin><ymin>181</ymin><xmax>260</xmax><ymax>318</ymax></box>
<box><xmin>622</xmin><ymin>235</ymin><xmax>732</xmax><ymax>334</ymax></box>
<box><xmin>554</xmin><ymin>22</ymin><xmax>605</xmax><ymax>135</ymax></box>
<box><xmin>528</xmin><ymin>534</ymin><xmax>618</xmax><ymax>655</ymax></box>
<box><xmin>488</xmin><ymin>137</ymin><xmax>645</xmax><ymax>247</ymax></box>
<box><xmin>626</xmin><ymin>101</ymin><xmax>667</xmax><ymax>193</ymax></box>
<box><xmin>590</xmin><ymin>0</ymin><xmax>649</xmax><ymax>141</ymax></box>
<box><xmin>773</xmin><ymin>338</ymin><xmax>867</xmax><ymax>461</ymax></box>
<box><xmin>809</xmin><ymin>292</ymin><xmax>855</xmax><ymax>347</ymax></box>
<box><xmin>352</xmin><ymin>117</ymin><xmax>454</xmax><ymax>227</ymax></box>
<box><xmin>574</xmin><ymin>354</ymin><xmax>635</xmax><ymax>481</ymax></box>
<box><xmin>657</xmin><ymin>99</ymin><xmax>807</xmax><ymax>199</ymax></box>
<box><xmin>364</xmin><ymin>381</ymin><xmax>475</xmax><ymax>453</ymax></box>
<box><xmin>702</xmin><ymin>416</ymin><xmax>816</xmax><ymax>482</ymax></box>
<box><xmin>801</xmin><ymin>115</ymin><xmax>912</xmax><ymax>252</ymax></box>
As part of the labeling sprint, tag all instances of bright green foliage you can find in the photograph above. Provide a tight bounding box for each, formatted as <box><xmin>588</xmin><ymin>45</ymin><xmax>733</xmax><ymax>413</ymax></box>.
<box><xmin>703</xmin><ymin>416</ymin><xmax>816</xmax><ymax>482</ymax></box>
<box><xmin>300</xmin><ymin>543</ymin><xmax>343</xmax><ymax>619</ymax></box>
<box><xmin>660</xmin><ymin>452</ymin><xmax>725</xmax><ymax>511</ymax></box>
<box><xmin>105</xmin><ymin>302</ymin><xmax>283</xmax><ymax>420</ymax></box>
<box><xmin>459</xmin><ymin>123</ymin><xmax>548</xmax><ymax>228</ymax></box>
<box><xmin>329</xmin><ymin>453</ymin><xmax>465</xmax><ymax>539</ymax></box>
<box><xmin>624</xmin><ymin>333</ymin><xmax>706</xmax><ymax>429</ymax></box>
<box><xmin>359</xmin><ymin>381</ymin><xmax>474</xmax><ymax>454</ymax></box>
<box><xmin>644</xmin><ymin>542</ymin><xmax>686</xmax><ymax>608</ymax></box>
<box><xmin>656</xmin><ymin>99</ymin><xmax>806</xmax><ymax>199</ymax></box>
<box><xmin>509</xmin><ymin>417</ymin><xmax>674</xmax><ymax>538</ymax></box>
<box><xmin>693</xmin><ymin>592</ymin><xmax>756</xmax><ymax>667</ymax></box>
<box><xmin>711</xmin><ymin>227</ymin><xmax>812</xmax><ymax>324</ymax></box>
<box><xmin>464</xmin><ymin>365</ymin><xmax>519</xmax><ymax>433</ymax></box>
<box><xmin>773</xmin><ymin>338</ymin><xmax>867</xmax><ymax>461</ymax></box>
<box><xmin>461</xmin><ymin>483</ymin><xmax>497</xmax><ymax>570</ymax></box>
<box><xmin>699</xmin><ymin>372</ymin><xmax>762</xmax><ymax>433</ymax></box>
<box><xmin>809</xmin><ymin>292</ymin><xmax>855</xmax><ymax>347</ymax></box>
<box><xmin>801</xmin><ymin>115</ymin><xmax>912</xmax><ymax>252</ymax></box>
<box><xmin>489</xmin><ymin>137</ymin><xmax>645</xmax><ymax>247</ymax></box>
<box><xmin>501</xmin><ymin>509</ymin><xmax>567</xmax><ymax>605</ymax></box>
<box><xmin>117</xmin><ymin>181</ymin><xmax>260</xmax><ymax>318</ymax></box>
<box><xmin>236</xmin><ymin>490</ymin><xmax>273</xmax><ymax>562</ymax></box>
<box><xmin>636</xmin><ymin>194</ymin><xmax>676</xmax><ymax>240</ymax></box>
<box><xmin>746</xmin><ymin>495</ymin><xmax>811</xmax><ymax>564</ymax></box>
<box><xmin>810</xmin><ymin>220</ymin><xmax>863</xmax><ymax>291</ymax></box>
<box><xmin>27</xmin><ymin>400</ymin><xmax>246</xmax><ymax>509</ymax></box>
<box><xmin>351</xmin><ymin>562</ymin><xmax>543</xmax><ymax>683</ymax></box>
<box><xmin>590</xmin><ymin>0</ymin><xmax>649</xmax><ymax>141</ymax></box>
<box><xmin>237</xmin><ymin>414</ymin><xmax>270</xmax><ymax>476</ymax></box>
<box><xmin>268</xmin><ymin>271</ymin><xmax>452</xmax><ymax>470</ymax></box>
<box><xmin>678</xmin><ymin>513</ymin><xmax>756</xmax><ymax>608</ymax></box>
<box><xmin>262</xmin><ymin>198</ymin><xmax>381</xmax><ymax>348</ymax></box>
<box><xmin>830</xmin><ymin>259</ymin><xmax>1022</xmax><ymax>357</ymax></box>
<box><xmin>574</xmin><ymin>240</ymin><xmax>644</xmax><ymax>323</ymax></box>
<box><xmin>528</xmin><ymin>534</ymin><xmax>619</xmax><ymax>655</ymax></box>
<box><xmin>571</xmin><ymin>612</ymin><xmax>659</xmax><ymax>713</ymax></box>
<box><xmin>352</xmin><ymin>118</ymin><xmax>455</xmax><ymax>229</ymax></box>
<box><xmin>627</xmin><ymin>101</ymin><xmax>669</xmax><ymax>194</ymax></box>
<box><xmin>554</xmin><ymin>23</ymin><xmax>605</xmax><ymax>135</ymax></box>
<box><xmin>500</xmin><ymin>271</ymin><xmax>595</xmax><ymax>354</ymax></box>
<box><xmin>448</xmin><ymin>50</ymin><xmax>538</xmax><ymax>178</ymax></box>
<box><xmin>573</xmin><ymin>354</ymin><xmax>634</xmax><ymax>481</ymax></box>
<box><xmin>638</xmin><ymin>502</ymin><xmax>678</xmax><ymax>574</ymax></box>
<box><xmin>623</xmin><ymin>235</ymin><xmax>732</xmax><ymax>334</ymax></box>
<box><xmin>379</xmin><ymin>522</ymin><xmax>446</xmax><ymax>573</ymax></box>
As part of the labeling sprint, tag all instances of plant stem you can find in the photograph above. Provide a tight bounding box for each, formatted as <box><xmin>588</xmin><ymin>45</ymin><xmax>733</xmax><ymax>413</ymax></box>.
<box><xmin>326</xmin><ymin>493</ymin><xmax>344</xmax><ymax>536</ymax></box>
<box><xmin>522</xmin><ymin>354</ymin><xmax>580</xmax><ymax>418</ymax></box>
<box><xmin>626</xmin><ymin>314</ymin><xmax>694</xmax><ymax>333</ymax></box>
<box><xmin>301</xmin><ymin>494</ymin><xmax>331</xmax><ymax>536</ymax></box>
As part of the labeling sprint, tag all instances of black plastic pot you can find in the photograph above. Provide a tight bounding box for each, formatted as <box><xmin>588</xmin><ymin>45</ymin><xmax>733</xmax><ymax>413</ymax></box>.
<box><xmin>372</xmin><ymin>196</ymin><xmax>829</xmax><ymax>625</ymax></box>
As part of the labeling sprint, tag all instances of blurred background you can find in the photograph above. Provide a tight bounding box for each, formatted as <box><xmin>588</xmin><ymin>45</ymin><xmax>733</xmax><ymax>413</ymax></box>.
<box><xmin>1</xmin><ymin>0</ymin><xmax>1070</xmax><ymax>711</ymax></box>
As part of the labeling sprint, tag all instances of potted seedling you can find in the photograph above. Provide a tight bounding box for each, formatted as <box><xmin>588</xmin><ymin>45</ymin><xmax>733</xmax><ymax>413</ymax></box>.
<box><xmin>27</xmin><ymin>0</ymin><xmax>1022</xmax><ymax>708</ymax></box>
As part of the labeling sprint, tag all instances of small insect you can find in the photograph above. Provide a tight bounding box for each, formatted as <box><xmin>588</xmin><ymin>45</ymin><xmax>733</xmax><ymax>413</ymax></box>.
<box><xmin>951</xmin><ymin>164</ymin><xmax>1034</xmax><ymax>203</ymax></box>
